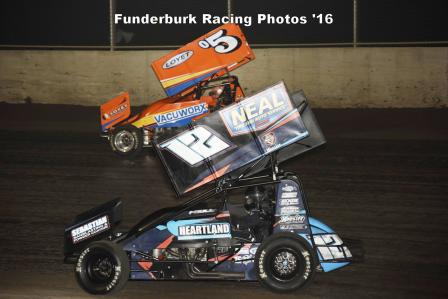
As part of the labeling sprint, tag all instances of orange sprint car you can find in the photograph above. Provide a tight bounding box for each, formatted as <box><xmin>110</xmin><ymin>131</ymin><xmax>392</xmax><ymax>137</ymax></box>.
<box><xmin>100</xmin><ymin>24</ymin><xmax>255</xmax><ymax>157</ymax></box>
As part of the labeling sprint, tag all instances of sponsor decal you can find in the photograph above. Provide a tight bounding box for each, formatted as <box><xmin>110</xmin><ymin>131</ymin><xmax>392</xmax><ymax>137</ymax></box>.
<box><xmin>282</xmin><ymin>184</ymin><xmax>296</xmax><ymax>192</ymax></box>
<box><xmin>302</xmin><ymin>250</ymin><xmax>312</xmax><ymax>280</ymax></box>
<box><xmin>104</xmin><ymin>103</ymin><xmax>128</xmax><ymax>120</ymax></box>
<box><xmin>280</xmin><ymin>198</ymin><xmax>299</xmax><ymax>206</ymax></box>
<box><xmin>280</xmin><ymin>206</ymin><xmax>300</xmax><ymax>215</ymax></box>
<box><xmin>279</xmin><ymin>215</ymin><xmax>305</xmax><ymax>224</ymax></box>
<box><xmin>233</xmin><ymin>247</ymin><xmax>256</xmax><ymax>265</ymax></box>
<box><xmin>280</xmin><ymin>224</ymin><xmax>307</xmax><ymax>230</ymax></box>
<box><xmin>75</xmin><ymin>247</ymin><xmax>89</xmax><ymax>273</ymax></box>
<box><xmin>258</xmin><ymin>250</ymin><xmax>268</xmax><ymax>279</ymax></box>
<box><xmin>154</xmin><ymin>103</ymin><xmax>208</xmax><ymax>125</ymax></box>
<box><xmin>160</xmin><ymin>126</ymin><xmax>231</xmax><ymax>165</ymax></box>
<box><xmin>261</xmin><ymin>132</ymin><xmax>276</xmax><ymax>148</ymax></box>
<box><xmin>163</xmin><ymin>50</ymin><xmax>193</xmax><ymax>69</ymax></box>
<box><xmin>281</xmin><ymin>192</ymin><xmax>298</xmax><ymax>199</ymax></box>
<box><xmin>219</xmin><ymin>82</ymin><xmax>293</xmax><ymax>136</ymax></box>
<box><xmin>234</xmin><ymin>254</ymin><xmax>254</xmax><ymax>263</ymax></box>
<box><xmin>71</xmin><ymin>215</ymin><xmax>109</xmax><ymax>244</ymax></box>
<box><xmin>188</xmin><ymin>209</ymin><xmax>217</xmax><ymax>215</ymax></box>
<box><xmin>178</xmin><ymin>222</ymin><xmax>231</xmax><ymax>240</ymax></box>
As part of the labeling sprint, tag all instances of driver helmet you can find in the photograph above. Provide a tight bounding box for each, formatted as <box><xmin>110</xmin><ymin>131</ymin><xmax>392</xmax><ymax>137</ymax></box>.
<box><xmin>209</xmin><ymin>86</ymin><xmax>224</xmax><ymax>99</ymax></box>
<box><xmin>244</xmin><ymin>186</ymin><xmax>266</xmax><ymax>212</ymax></box>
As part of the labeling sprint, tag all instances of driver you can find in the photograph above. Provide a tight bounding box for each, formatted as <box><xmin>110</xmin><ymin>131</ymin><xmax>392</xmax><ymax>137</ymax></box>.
<box><xmin>209</xmin><ymin>86</ymin><xmax>224</xmax><ymax>100</ymax></box>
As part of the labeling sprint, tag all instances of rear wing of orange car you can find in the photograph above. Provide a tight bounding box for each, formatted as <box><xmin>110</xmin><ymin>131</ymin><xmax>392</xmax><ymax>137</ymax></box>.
<box><xmin>151</xmin><ymin>23</ymin><xmax>255</xmax><ymax>97</ymax></box>
<box><xmin>100</xmin><ymin>92</ymin><xmax>131</xmax><ymax>132</ymax></box>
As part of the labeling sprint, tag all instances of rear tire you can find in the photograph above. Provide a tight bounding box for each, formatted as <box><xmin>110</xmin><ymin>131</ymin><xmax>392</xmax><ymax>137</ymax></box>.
<box><xmin>255</xmin><ymin>234</ymin><xmax>315</xmax><ymax>293</ymax></box>
<box><xmin>110</xmin><ymin>125</ymin><xmax>142</xmax><ymax>157</ymax></box>
<box><xmin>75</xmin><ymin>241</ymin><xmax>129</xmax><ymax>295</ymax></box>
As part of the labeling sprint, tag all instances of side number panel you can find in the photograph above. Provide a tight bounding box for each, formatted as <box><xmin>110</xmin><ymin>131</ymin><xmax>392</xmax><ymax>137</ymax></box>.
<box><xmin>160</xmin><ymin>126</ymin><xmax>231</xmax><ymax>166</ymax></box>
<box><xmin>198</xmin><ymin>29</ymin><xmax>241</xmax><ymax>54</ymax></box>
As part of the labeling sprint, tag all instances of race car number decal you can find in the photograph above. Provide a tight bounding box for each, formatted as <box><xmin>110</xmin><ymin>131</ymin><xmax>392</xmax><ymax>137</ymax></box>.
<box><xmin>198</xmin><ymin>29</ymin><xmax>241</xmax><ymax>54</ymax></box>
<box><xmin>160</xmin><ymin>126</ymin><xmax>231</xmax><ymax>165</ymax></box>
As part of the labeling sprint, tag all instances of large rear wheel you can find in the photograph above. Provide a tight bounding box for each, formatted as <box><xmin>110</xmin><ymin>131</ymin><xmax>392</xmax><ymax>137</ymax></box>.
<box><xmin>255</xmin><ymin>234</ymin><xmax>316</xmax><ymax>293</ymax></box>
<box><xmin>75</xmin><ymin>241</ymin><xmax>129</xmax><ymax>295</ymax></box>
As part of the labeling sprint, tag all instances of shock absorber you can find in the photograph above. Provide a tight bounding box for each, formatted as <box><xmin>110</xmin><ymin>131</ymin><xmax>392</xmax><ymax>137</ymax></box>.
<box><xmin>143</xmin><ymin>128</ymin><xmax>152</xmax><ymax>146</ymax></box>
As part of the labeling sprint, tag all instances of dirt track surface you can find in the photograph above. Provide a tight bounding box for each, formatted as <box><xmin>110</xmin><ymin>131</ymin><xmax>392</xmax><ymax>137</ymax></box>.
<box><xmin>0</xmin><ymin>103</ymin><xmax>447</xmax><ymax>299</ymax></box>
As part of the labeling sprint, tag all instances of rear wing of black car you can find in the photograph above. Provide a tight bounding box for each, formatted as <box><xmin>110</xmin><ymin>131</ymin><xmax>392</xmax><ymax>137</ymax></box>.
<box><xmin>153</xmin><ymin>81</ymin><xmax>326</xmax><ymax>196</ymax></box>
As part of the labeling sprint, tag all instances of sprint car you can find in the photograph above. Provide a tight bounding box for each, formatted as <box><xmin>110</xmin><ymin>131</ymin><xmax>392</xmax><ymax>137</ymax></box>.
<box><xmin>65</xmin><ymin>82</ymin><xmax>357</xmax><ymax>295</ymax></box>
<box><xmin>100</xmin><ymin>24</ymin><xmax>254</xmax><ymax>156</ymax></box>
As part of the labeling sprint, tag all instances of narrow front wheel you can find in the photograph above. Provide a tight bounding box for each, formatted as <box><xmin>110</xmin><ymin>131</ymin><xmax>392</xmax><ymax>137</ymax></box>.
<box><xmin>110</xmin><ymin>125</ymin><xmax>142</xmax><ymax>157</ymax></box>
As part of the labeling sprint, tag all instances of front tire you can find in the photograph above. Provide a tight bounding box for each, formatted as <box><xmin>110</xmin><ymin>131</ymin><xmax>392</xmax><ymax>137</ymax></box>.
<box><xmin>255</xmin><ymin>234</ymin><xmax>316</xmax><ymax>293</ymax></box>
<box><xmin>75</xmin><ymin>241</ymin><xmax>129</xmax><ymax>295</ymax></box>
<box><xmin>110</xmin><ymin>125</ymin><xmax>142</xmax><ymax>157</ymax></box>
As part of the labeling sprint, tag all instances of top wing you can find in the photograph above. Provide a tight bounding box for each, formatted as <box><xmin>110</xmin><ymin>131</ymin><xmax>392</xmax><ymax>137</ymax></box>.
<box><xmin>153</xmin><ymin>81</ymin><xmax>325</xmax><ymax>195</ymax></box>
<box><xmin>151</xmin><ymin>24</ymin><xmax>255</xmax><ymax>97</ymax></box>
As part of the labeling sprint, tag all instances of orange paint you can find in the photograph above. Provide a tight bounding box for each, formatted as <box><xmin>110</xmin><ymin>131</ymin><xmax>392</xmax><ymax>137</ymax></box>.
<box><xmin>152</xmin><ymin>24</ymin><xmax>255</xmax><ymax>96</ymax></box>
<box><xmin>138</xmin><ymin>261</ymin><xmax>153</xmax><ymax>271</ymax></box>
<box><xmin>99</xmin><ymin>24</ymin><xmax>253</xmax><ymax>135</ymax></box>
<box><xmin>157</xmin><ymin>235</ymin><xmax>175</xmax><ymax>249</ymax></box>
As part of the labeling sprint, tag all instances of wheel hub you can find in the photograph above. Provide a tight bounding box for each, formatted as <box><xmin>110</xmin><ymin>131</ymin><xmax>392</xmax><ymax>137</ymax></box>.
<box><xmin>95</xmin><ymin>258</ymin><xmax>113</xmax><ymax>278</ymax></box>
<box><xmin>90</xmin><ymin>256</ymin><xmax>114</xmax><ymax>281</ymax></box>
<box><xmin>273</xmin><ymin>251</ymin><xmax>297</xmax><ymax>276</ymax></box>
<box><xmin>114</xmin><ymin>131</ymin><xmax>135</xmax><ymax>153</ymax></box>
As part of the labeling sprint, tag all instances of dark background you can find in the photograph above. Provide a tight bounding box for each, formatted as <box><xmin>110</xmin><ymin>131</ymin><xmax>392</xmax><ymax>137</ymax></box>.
<box><xmin>0</xmin><ymin>0</ymin><xmax>447</xmax><ymax>48</ymax></box>
<box><xmin>0</xmin><ymin>0</ymin><xmax>110</xmax><ymax>46</ymax></box>
<box><xmin>358</xmin><ymin>0</ymin><xmax>448</xmax><ymax>43</ymax></box>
